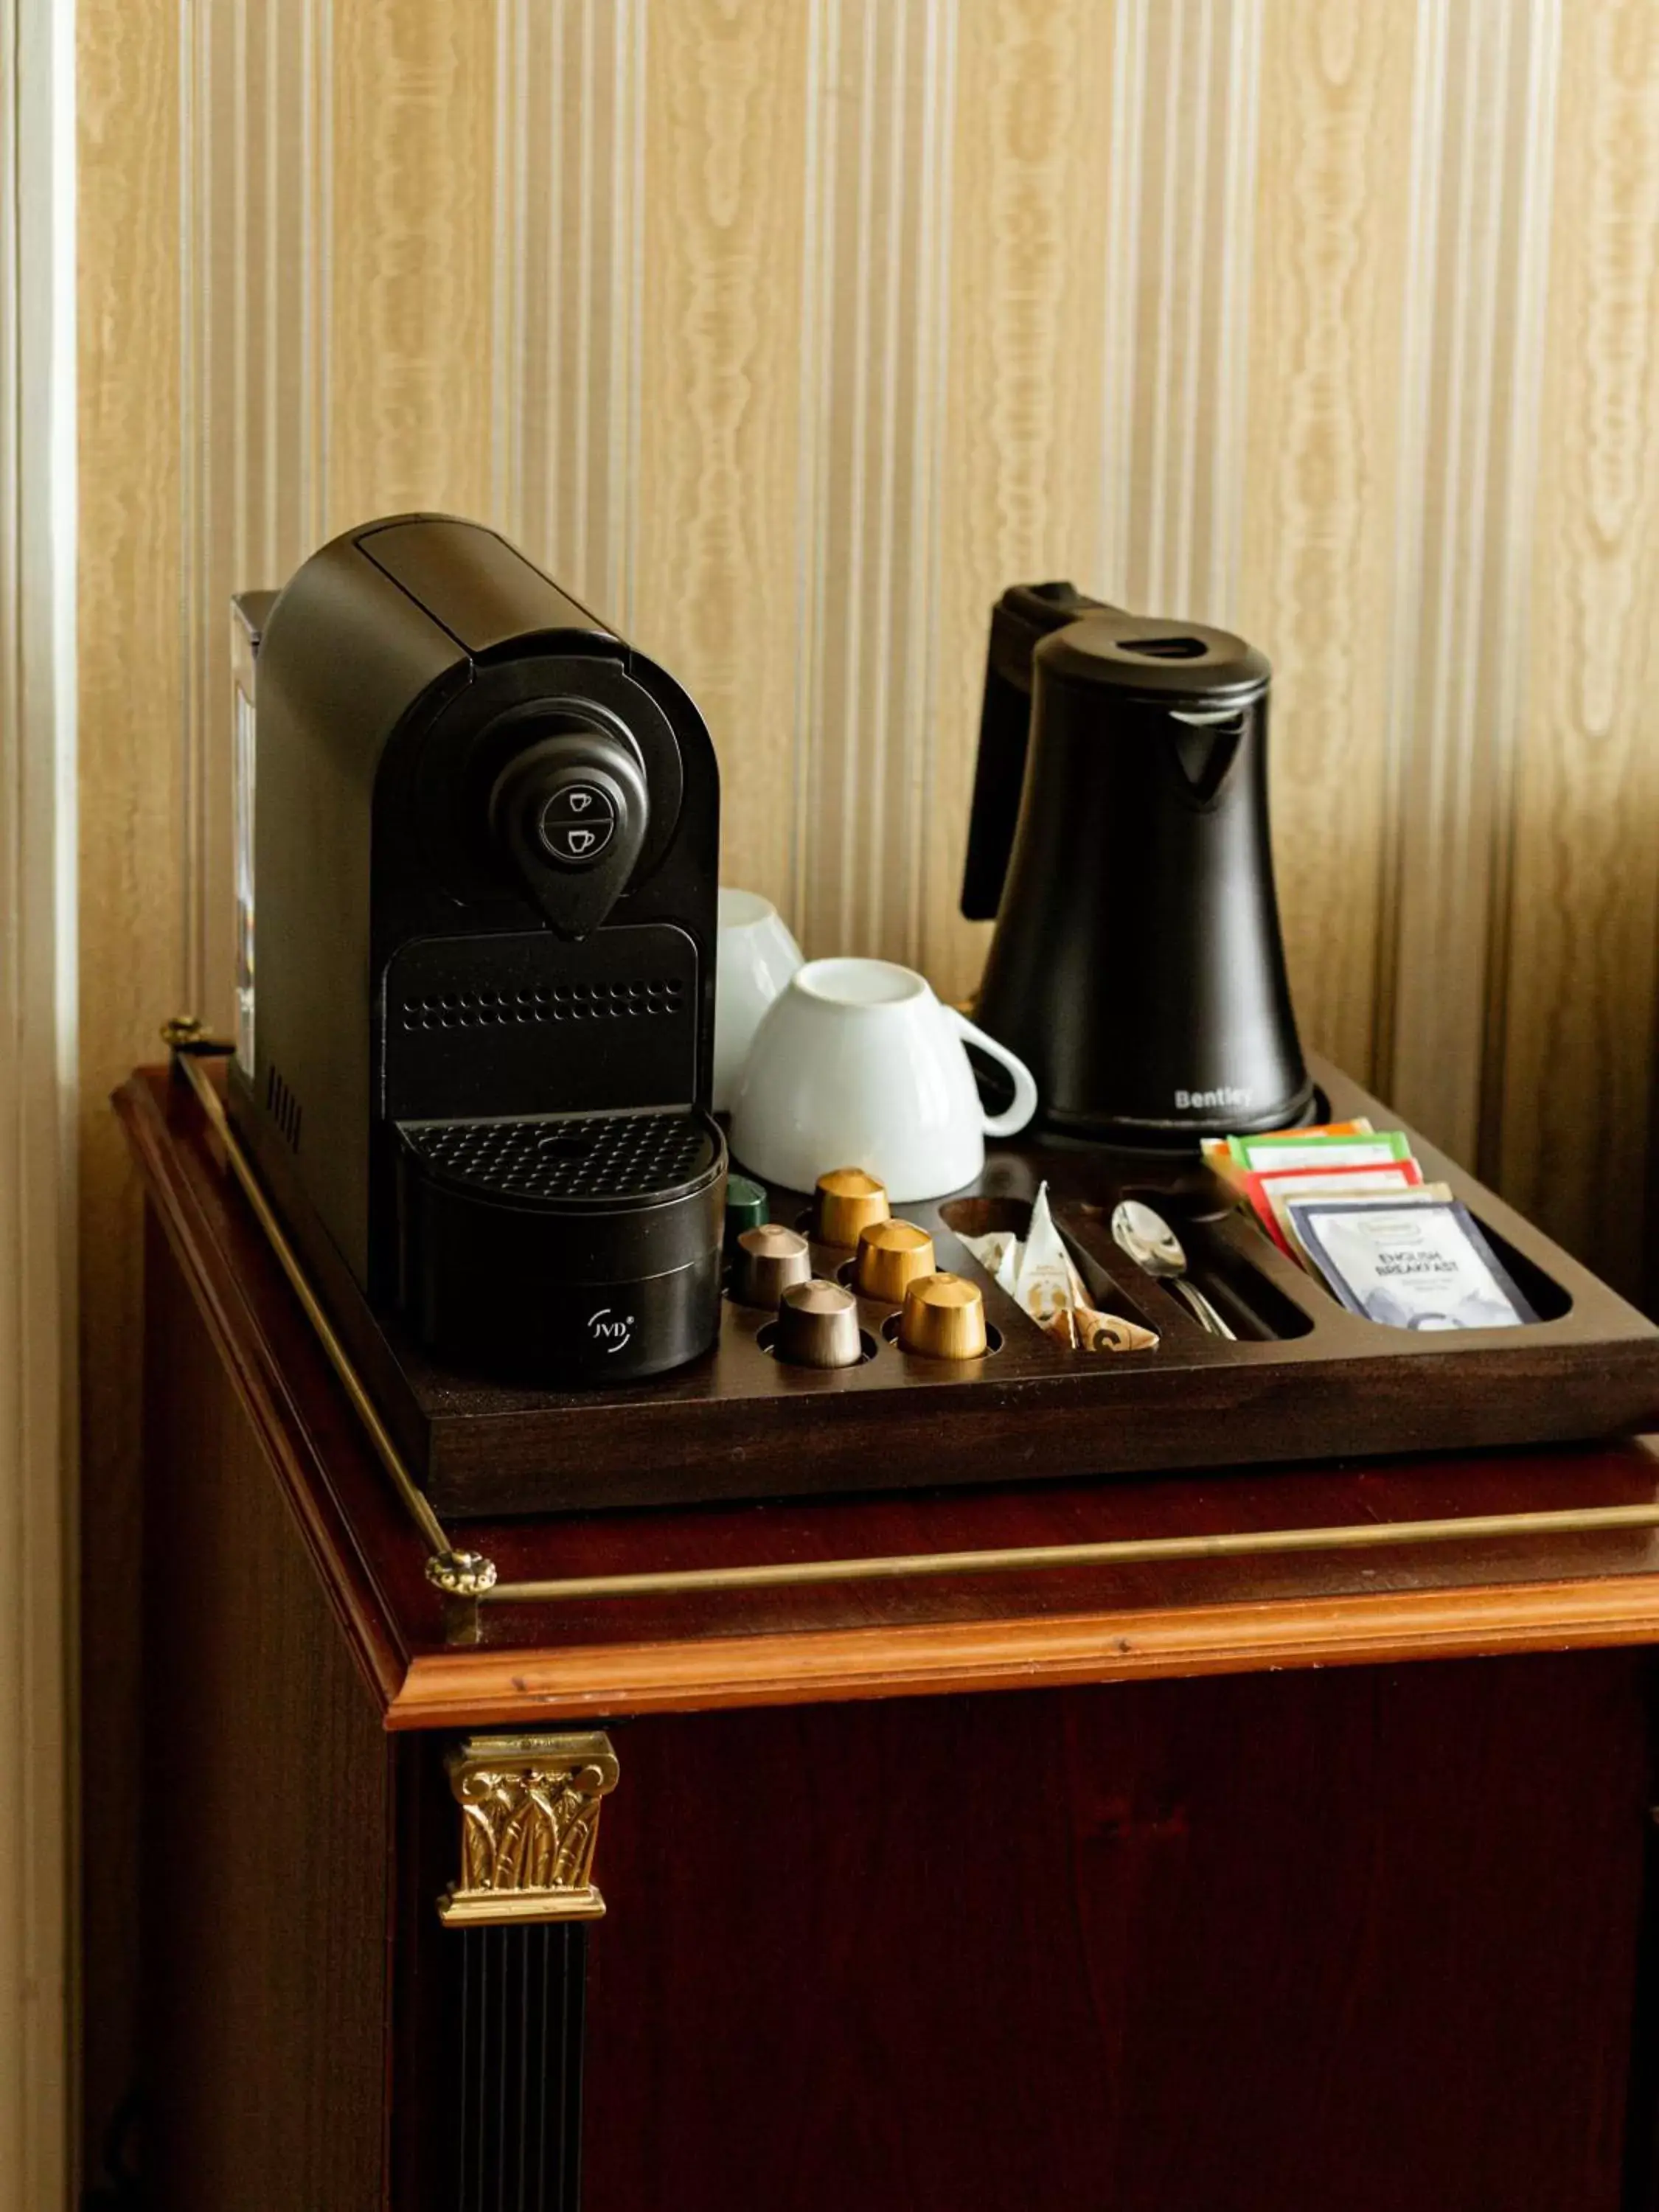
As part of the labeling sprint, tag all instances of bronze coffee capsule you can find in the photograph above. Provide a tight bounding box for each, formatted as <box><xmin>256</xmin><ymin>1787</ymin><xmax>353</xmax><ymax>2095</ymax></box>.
<box><xmin>814</xmin><ymin>1167</ymin><xmax>890</xmax><ymax>1250</ymax></box>
<box><xmin>897</xmin><ymin>1271</ymin><xmax>988</xmax><ymax>1361</ymax></box>
<box><xmin>731</xmin><ymin>1222</ymin><xmax>813</xmax><ymax>1309</ymax></box>
<box><xmin>854</xmin><ymin>1219</ymin><xmax>936</xmax><ymax>1304</ymax></box>
<box><xmin>773</xmin><ymin>1277</ymin><xmax>866</xmax><ymax>1369</ymax></box>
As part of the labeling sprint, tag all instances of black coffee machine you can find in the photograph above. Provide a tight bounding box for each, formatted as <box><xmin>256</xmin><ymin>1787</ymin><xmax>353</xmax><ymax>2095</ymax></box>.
<box><xmin>962</xmin><ymin>581</ymin><xmax>1312</xmax><ymax>1146</ymax></box>
<box><xmin>228</xmin><ymin>514</ymin><xmax>726</xmax><ymax>1385</ymax></box>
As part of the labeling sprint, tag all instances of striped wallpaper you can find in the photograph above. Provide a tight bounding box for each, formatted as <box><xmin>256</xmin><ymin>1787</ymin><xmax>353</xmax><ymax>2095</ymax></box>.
<box><xmin>1</xmin><ymin>0</ymin><xmax>71</xmax><ymax>2196</ymax></box>
<box><xmin>81</xmin><ymin>0</ymin><xmax>1659</xmax><ymax>1281</ymax></box>
<box><xmin>105</xmin><ymin>0</ymin><xmax>1650</xmax><ymax>1227</ymax></box>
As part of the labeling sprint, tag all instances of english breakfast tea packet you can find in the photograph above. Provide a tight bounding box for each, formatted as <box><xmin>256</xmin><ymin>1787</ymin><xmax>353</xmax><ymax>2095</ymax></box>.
<box><xmin>1285</xmin><ymin>1194</ymin><xmax>1537</xmax><ymax>1329</ymax></box>
<box><xmin>1278</xmin><ymin>1180</ymin><xmax>1453</xmax><ymax>1270</ymax></box>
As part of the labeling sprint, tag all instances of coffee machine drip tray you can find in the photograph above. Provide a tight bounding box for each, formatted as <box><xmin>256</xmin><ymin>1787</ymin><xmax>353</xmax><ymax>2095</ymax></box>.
<box><xmin>404</xmin><ymin>1106</ymin><xmax>717</xmax><ymax>1202</ymax></box>
<box><xmin>395</xmin><ymin>1105</ymin><xmax>727</xmax><ymax>1388</ymax></box>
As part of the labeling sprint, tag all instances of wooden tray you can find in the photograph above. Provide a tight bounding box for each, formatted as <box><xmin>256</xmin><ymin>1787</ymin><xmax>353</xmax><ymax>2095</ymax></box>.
<box><xmin>252</xmin><ymin>1054</ymin><xmax>1659</xmax><ymax>1519</ymax></box>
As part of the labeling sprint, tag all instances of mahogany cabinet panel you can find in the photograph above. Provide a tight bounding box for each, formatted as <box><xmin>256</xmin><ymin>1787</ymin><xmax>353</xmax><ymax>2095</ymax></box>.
<box><xmin>121</xmin><ymin>1132</ymin><xmax>1659</xmax><ymax>2212</ymax></box>
<box><xmin>583</xmin><ymin>1658</ymin><xmax>1654</xmax><ymax>2212</ymax></box>
<box><xmin>139</xmin><ymin>1214</ymin><xmax>392</xmax><ymax>2212</ymax></box>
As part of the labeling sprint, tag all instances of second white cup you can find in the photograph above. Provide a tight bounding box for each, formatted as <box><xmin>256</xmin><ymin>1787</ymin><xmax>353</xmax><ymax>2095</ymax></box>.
<box><xmin>728</xmin><ymin>956</ymin><xmax>1038</xmax><ymax>1201</ymax></box>
<box><xmin>713</xmin><ymin>888</ymin><xmax>804</xmax><ymax>1111</ymax></box>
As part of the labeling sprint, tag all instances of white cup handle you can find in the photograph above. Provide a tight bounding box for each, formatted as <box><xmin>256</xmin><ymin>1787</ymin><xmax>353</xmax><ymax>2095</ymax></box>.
<box><xmin>946</xmin><ymin>1009</ymin><xmax>1040</xmax><ymax>1138</ymax></box>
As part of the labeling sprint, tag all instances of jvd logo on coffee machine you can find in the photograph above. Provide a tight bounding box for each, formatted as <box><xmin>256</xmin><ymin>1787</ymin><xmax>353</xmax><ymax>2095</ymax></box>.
<box><xmin>1175</xmin><ymin>1085</ymin><xmax>1255</xmax><ymax>1113</ymax></box>
<box><xmin>587</xmin><ymin>1307</ymin><xmax>636</xmax><ymax>1354</ymax></box>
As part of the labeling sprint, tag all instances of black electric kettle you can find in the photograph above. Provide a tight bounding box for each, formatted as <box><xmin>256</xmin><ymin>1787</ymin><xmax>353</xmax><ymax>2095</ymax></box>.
<box><xmin>961</xmin><ymin>582</ymin><xmax>1313</xmax><ymax>1147</ymax></box>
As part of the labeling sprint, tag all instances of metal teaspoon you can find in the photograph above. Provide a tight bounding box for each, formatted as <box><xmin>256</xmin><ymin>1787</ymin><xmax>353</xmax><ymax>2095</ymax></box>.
<box><xmin>1110</xmin><ymin>1198</ymin><xmax>1237</xmax><ymax>1340</ymax></box>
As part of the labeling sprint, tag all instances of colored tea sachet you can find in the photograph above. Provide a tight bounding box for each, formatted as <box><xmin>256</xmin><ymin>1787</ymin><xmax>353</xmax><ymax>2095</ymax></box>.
<box><xmin>1239</xmin><ymin>1159</ymin><xmax>1425</xmax><ymax>1258</ymax></box>
<box><xmin>1208</xmin><ymin>1119</ymin><xmax>1536</xmax><ymax>1328</ymax></box>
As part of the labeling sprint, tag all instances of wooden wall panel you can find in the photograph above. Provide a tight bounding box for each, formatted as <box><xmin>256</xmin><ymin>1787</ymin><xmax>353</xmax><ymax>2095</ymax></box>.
<box><xmin>794</xmin><ymin>0</ymin><xmax>956</xmax><ymax>965</ymax></box>
<box><xmin>1378</xmin><ymin>0</ymin><xmax>1560</xmax><ymax>1163</ymax></box>
<box><xmin>1496</xmin><ymin>0</ymin><xmax>1659</xmax><ymax>1297</ymax></box>
<box><xmin>630</xmin><ymin>0</ymin><xmax>810</xmax><ymax>910</ymax></box>
<box><xmin>925</xmin><ymin>0</ymin><xmax>1270</xmax><ymax>1006</ymax></box>
<box><xmin>922</xmin><ymin>0</ymin><xmax>1118</xmax><ymax>998</ymax></box>
<box><xmin>493</xmin><ymin>1</ymin><xmax>647</xmax><ymax>614</ymax></box>
<box><xmin>181</xmin><ymin>0</ymin><xmax>330</xmax><ymax>1026</ymax></box>
<box><xmin>327</xmin><ymin>0</ymin><xmax>501</xmax><ymax>529</ymax></box>
<box><xmin>1237</xmin><ymin>1</ymin><xmax>1415</xmax><ymax>1081</ymax></box>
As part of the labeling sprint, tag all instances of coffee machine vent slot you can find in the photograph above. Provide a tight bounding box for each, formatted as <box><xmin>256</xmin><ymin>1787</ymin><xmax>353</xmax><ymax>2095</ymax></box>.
<box><xmin>395</xmin><ymin>978</ymin><xmax>687</xmax><ymax>1032</ymax></box>
<box><xmin>263</xmin><ymin>1064</ymin><xmax>303</xmax><ymax>1152</ymax></box>
<box><xmin>401</xmin><ymin>1106</ymin><xmax>717</xmax><ymax>1203</ymax></box>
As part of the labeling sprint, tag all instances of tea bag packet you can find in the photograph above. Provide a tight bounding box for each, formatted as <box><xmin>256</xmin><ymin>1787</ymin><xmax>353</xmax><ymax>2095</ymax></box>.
<box><xmin>1242</xmin><ymin>1159</ymin><xmax>1425</xmax><ymax>1258</ymax></box>
<box><xmin>1029</xmin><ymin>1187</ymin><xmax>1161</xmax><ymax>1353</ymax></box>
<box><xmin>1015</xmin><ymin>1183</ymin><xmax>1081</xmax><ymax>1349</ymax></box>
<box><xmin>1211</xmin><ymin>1116</ymin><xmax>1442</xmax><ymax>1287</ymax></box>
<box><xmin>954</xmin><ymin>1227</ymin><xmax>1020</xmax><ymax>1283</ymax></box>
<box><xmin>954</xmin><ymin>1223</ymin><xmax>1029</xmax><ymax>1304</ymax></box>
<box><xmin>1075</xmin><ymin>1307</ymin><xmax>1160</xmax><ymax>1354</ymax></box>
<box><xmin>1276</xmin><ymin>1179</ymin><xmax>1451</xmax><ymax>1270</ymax></box>
<box><xmin>1053</xmin><ymin>1253</ymin><xmax>1147</xmax><ymax>1348</ymax></box>
<box><xmin>957</xmin><ymin>1185</ymin><xmax>1158</xmax><ymax>1352</ymax></box>
<box><xmin>1201</xmin><ymin>1118</ymin><xmax>1373</xmax><ymax>1176</ymax></box>
<box><xmin>1284</xmin><ymin>1194</ymin><xmax>1537</xmax><ymax>1329</ymax></box>
<box><xmin>1225</xmin><ymin>1128</ymin><xmax>1412</xmax><ymax>1176</ymax></box>
<box><xmin>1058</xmin><ymin>1239</ymin><xmax>1089</xmax><ymax>1311</ymax></box>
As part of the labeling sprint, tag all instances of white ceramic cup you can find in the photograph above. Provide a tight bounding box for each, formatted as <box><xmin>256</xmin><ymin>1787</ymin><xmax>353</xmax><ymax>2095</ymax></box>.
<box><xmin>728</xmin><ymin>956</ymin><xmax>1039</xmax><ymax>1200</ymax></box>
<box><xmin>714</xmin><ymin>888</ymin><xmax>804</xmax><ymax>1111</ymax></box>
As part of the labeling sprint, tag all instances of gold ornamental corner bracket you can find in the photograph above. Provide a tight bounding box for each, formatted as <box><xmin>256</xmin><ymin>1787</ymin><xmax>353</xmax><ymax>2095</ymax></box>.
<box><xmin>425</xmin><ymin>1549</ymin><xmax>498</xmax><ymax>1598</ymax></box>
<box><xmin>438</xmin><ymin>1733</ymin><xmax>620</xmax><ymax>1928</ymax></box>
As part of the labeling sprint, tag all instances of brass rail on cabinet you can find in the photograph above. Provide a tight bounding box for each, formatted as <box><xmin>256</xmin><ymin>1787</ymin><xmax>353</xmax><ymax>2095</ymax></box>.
<box><xmin>167</xmin><ymin>1023</ymin><xmax>1659</xmax><ymax>1635</ymax></box>
<box><xmin>481</xmin><ymin>1502</ymin><xmax>1659</xmax><ymax>1604</ymax></box>
<box><xmin>166</xmin><ymin>1024</ymin><xmax>496</xmax><ymax>1601</ymax></box>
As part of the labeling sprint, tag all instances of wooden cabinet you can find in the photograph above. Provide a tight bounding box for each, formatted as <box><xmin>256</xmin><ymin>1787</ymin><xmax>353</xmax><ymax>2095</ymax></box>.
<box><xmin>114</xmin><ymin>1067</ymin><xmax>1659</xmax><ymax>2211</ymax></box>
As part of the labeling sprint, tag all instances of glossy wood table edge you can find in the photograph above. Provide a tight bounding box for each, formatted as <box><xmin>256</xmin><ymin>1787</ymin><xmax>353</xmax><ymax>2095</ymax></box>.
<box><xmin>118</xmin><ymin>1063</ymin><xmax>1659</xmax><ymax>1732</ymax></box>
<box><xmin>388</xmin><ymin>1574</ymin><xmax>1659</xmax><ymax>1727</ymax></box>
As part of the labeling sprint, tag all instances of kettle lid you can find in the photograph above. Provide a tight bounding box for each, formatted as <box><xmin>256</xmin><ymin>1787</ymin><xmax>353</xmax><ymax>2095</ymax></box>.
<box><xmin>1037</xmin><ymin>611</ymin><xmax>1268</xmax><ymax>702</ymax></box>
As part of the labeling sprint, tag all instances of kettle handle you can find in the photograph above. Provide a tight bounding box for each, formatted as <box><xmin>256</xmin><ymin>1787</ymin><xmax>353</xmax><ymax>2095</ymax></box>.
<box><xmin>959</xmin><ymin>582</ymin><xmax>1118</xmax><ymax>922</ymax></box>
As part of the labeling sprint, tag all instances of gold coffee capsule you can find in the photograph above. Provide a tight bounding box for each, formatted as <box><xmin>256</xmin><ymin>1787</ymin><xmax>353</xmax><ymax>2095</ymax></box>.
<box><xmin>730</xmin><ymin>1222</ymin><xmax>813</xmax><ymax>1309</ymax></box>
<box><xmin>897</xmin><ymin>1271</ymin><xmax>988</xmax><ymax>1361</ymax></box>
<box><xmin>815</xmin><ymin>1166</ymin><xmax>890</xmax><ymax>1249</ymax></box>
<box><xmin>854</xmin><ymin>1219</ymin><xmax>936</xmax><ymax>1304</ymax></box>
<box><xmin>773</xmin><ymin>1277</ymin><xmax>866</xmax><ymax>1370</ymax></box>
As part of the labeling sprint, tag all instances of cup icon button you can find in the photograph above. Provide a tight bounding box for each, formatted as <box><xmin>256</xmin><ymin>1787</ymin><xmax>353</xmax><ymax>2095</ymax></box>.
<box><xmin>538</xmin><ymin>785</ymin><xmax>618</xmax><ymax>865</ymax></box>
